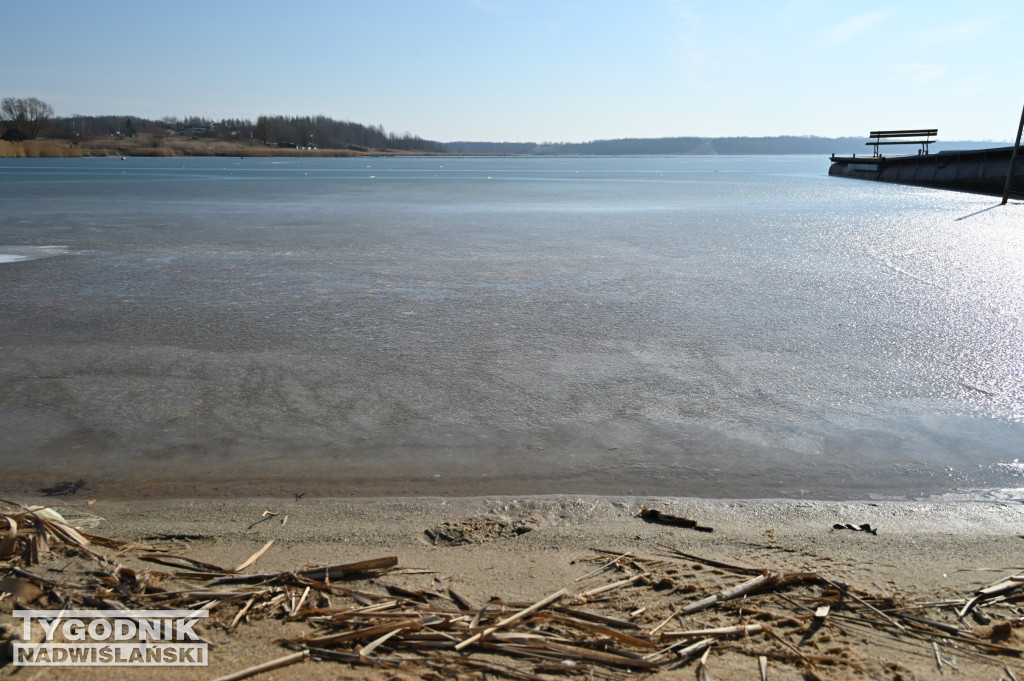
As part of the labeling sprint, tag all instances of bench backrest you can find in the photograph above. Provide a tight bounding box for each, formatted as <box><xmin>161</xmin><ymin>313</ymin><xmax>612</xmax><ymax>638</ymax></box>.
<box><xmin>868</xmin><ymin>129</ymin><xmax>938</xmax><ymax>139</ymax></box>
<box><xmin>867</xmin><ymin>129</ymin><xmax>938</xmax><ymax>155</ymax></box>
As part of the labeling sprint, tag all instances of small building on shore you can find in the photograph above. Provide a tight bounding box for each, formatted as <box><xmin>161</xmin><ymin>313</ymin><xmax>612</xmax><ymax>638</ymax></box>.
<box><xmin>1</xmin><ymin>128</ymin><xmax>28</xmax><ymax>142</ymax></box>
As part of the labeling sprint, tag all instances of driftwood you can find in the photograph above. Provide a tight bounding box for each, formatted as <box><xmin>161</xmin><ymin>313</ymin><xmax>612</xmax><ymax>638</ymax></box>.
<box><xmin>959</xmin><ymin>572</ymin><xmax>1024</xmax><ymax>619</ymax></box>
<box><xmin>638</xmin><ymin>506</ymin><xmax>713</xmax><ymax>532</ymax></box>
<box><xmin>3</xmin><ymin>502</ymin><xmax>1024</xmax><ymax>680</ymax></box>
<box><xmin>576</xmin><ymin>572</ymin><xmax>651</xmax><ymax>601</ymax></box>
<box><xmin>298</xmin><ymin>556</ymin><xmax>398</xmax><ymax>582</ymax></box>
<box><xmin>210</xmin><ymin>650</ymin><xmax>309</xmax><ymax>681</ymax></box>
<box><xmin>455</xmin><ymin>588</ymin><xmax>568</xmax><ymax>650</ymax></box>
<box><xmin>680</xmin><ymin>572</ymin><xmax>783</xmax><ymax>615</ymax></box>
<box><xmin>234</xmin><ymin>539</ymin><xmax>274</xmax><ymax>572</ymax></box>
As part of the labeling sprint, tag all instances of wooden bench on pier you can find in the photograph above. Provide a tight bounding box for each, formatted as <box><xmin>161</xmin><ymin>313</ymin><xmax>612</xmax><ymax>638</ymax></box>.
<box><xmin>867</xmin><ymin>129</ymin><xmax>938</xmax><ymax>156</ymax></box>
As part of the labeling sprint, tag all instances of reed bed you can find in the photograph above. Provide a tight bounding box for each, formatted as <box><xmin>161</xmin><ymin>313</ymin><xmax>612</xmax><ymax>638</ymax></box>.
<box><xmin>162</xmin><ymin>138</ymin><xmax>364</xmax><ymax>157</ymax></box>
<box><xmin>0</xmin><ymin>140</ymin><xmax>83</xmax><ymax>158</ymax></box>
<box><xmin>0</xmin><ymin>134</ymin><xmax>404</xmax><ymax>158</ymax></box>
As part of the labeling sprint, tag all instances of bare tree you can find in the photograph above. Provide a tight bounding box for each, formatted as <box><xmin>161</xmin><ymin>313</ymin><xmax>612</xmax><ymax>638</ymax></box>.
<box><xmin>1</xmin><ymin>97</ymin><xmax>55</xmax><ymax>139</ymax></box>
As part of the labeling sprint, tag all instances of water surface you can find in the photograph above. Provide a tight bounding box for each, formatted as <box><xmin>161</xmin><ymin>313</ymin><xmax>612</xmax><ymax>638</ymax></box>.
<box><xmin>1</xmin><ymin>156</ymin><xmax>1022</xmax><ymax>499</ymax></box>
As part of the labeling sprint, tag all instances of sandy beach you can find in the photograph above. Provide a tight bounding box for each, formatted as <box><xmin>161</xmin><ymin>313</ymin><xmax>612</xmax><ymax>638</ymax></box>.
<box><xmin>4</xmin><ymin>494</ymin><xmax>1024</xmax><ymax>680</ymax></box>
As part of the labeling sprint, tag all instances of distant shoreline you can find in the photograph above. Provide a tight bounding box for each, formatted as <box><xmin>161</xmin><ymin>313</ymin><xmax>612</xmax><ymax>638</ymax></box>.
<box><xmin>4</xmin><ymin>134</ymin><xmax>1006</xmax><ymax>159</ymax></box>
<box><xmin>0</xmin><ymin>137</ymin><xmax>442</xmax><ymax>159</ymax></box>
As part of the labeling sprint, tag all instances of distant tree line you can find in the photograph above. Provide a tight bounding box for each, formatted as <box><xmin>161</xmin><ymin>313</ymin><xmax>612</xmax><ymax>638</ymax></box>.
<box><xmin>0</xmin><ymin>97</ymin><xmax>442</xmax><ymax>152</ymax></box>
<box><xmin>537</xmin><ymin>137</ymin><xmax>710</xmax><ymax>155</ymax></box>
<box><xmin>48</xmin><ymin>115</ymin><xmax>165</xmax><ymax>139</ymax></box>
<box><xmin>250</xmin><ymin>115</ymin><xmax>442</xmax><ymax>151</ymax></box>
<box><xmin>1</xmin><ymin>97</ymin><xmax>54</xmax><ymax>139</ymax></box>
<box><xmin>42</xmin><ymin>113</ymin><xmax>444</xmax><ymax>152</ymax></box>
<box><xmin>446</xmin><ymin>136</ymin><xmax>999</xmax><ymax>156</ymax></box>
<box><xmin>4</xmin><ymin>97</ymin><xmax>1000</xmax><ymax>155</ymax></box>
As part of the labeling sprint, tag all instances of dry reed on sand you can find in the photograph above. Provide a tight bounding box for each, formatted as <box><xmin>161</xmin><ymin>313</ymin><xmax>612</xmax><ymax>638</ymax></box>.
<box><xmin>2</xmin><ymin>501</ymin><xmax>1024</xmax><ymax>679</ymax></box>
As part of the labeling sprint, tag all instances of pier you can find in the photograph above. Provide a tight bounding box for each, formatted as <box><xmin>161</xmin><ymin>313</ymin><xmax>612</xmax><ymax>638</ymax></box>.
<box><xmin>829</xmin><ymin>145</ymin><xmax>1024</xmax><ymax>198</ymax></box>
<box><xmin>828</xmin><ymin>107</ymin><xmax>1024</xmax><ymax>201</ymax></box>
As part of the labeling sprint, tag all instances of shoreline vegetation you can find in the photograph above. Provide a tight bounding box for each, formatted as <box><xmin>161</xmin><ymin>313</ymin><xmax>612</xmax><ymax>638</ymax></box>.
<box><xmin>0</xmin><ymin>136</ymin><xmax>424</xmax><ymax>159</ymax></box>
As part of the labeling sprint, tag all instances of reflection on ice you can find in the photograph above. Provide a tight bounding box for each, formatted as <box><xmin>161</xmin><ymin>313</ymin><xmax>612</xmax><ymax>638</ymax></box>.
<box><xmin>0</xmin><ymin>245</ymin><xmax>71</xmax><ymax>263</ymax></box>
<box><xmin>995</xmin><ymin>459</ymin><xmax>1024</xmax><ymax>476</ymax></box>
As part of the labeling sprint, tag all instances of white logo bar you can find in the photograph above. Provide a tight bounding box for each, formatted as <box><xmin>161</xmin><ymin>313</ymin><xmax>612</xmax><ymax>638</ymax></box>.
<box><xmin>13</xmin><ymin>643</ymin><xmax>208</xmax><ymax>666</ymax></box>
<box><xmin>12</xmin><ymin>610</ymin><xmax>210</xmax><ymax>667</ymax></box>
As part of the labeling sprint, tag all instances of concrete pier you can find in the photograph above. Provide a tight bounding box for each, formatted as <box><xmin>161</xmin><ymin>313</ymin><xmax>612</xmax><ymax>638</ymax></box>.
<box><xmin>828</xmin><ymin>146</ymin><xmax>1024</xmax><ymax>198</ymax></box>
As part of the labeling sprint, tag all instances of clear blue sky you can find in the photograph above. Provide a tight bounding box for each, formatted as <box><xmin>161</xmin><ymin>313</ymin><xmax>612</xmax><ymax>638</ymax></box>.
<box><xmin>3</xmin><ymin>0</ymin><xmax>1021</xmax><ymax>143</ymax></box>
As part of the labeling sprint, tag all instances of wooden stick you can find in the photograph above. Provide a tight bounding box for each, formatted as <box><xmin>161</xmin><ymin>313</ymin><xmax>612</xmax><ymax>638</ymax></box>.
<box><xmin>139</xmin><ymin>554</ymin><xmax>228</xmax><ymax>573</ymax></box>
<box><xmin>764</xmin><ymin>626</ymin><xmax>810</xmax><ymax>664</ymax></box>
<box><xmin>645</xmin><ymin>635</ymin><xmax>713</xmax><ymax>662</ymax></box>
<box><xmin>576</xmin><ymin>573</ymin><xmax>649</xmax><ymax>601</ymax></box>
<box><xmin>932</xmin><ymin>641</ymin><xmax>944</xmax><ymax>672</ymax></box>
<box><xmin>648</xmin><ymin>606</ymin><xmax>679</xmax><ymax>635</ymax></box>
<box><xmin>548</xmin><ymin>618</ymin><xmax>657</xmax><ymax>649</ymax></box>
<box><xmin>452</xmin><ymin>656</ymin><xmax>550</xmax><ymax>680</ymax></box>
<box><xmin>300</xmin><ymin>645</ymin><xmax>403</xmax><ymax>665</ymax></box>
<box><xmin>676</xmin><ymin>637</ymin><xmax>714</xmax><ymax>661</ymax></box>
<box><xmin>657</xmin><ymin>544</ymin><xmax>765</xmax><ymax>575</ymax></box>
<box><xmin>661</xmin><ymin>624</ymin><xmax>764</xmax><ymax>640</ymax></box>
<box><xmin>638</xmin><ymin>506</ymin><xmax>712</xmax><ymax>532</ymax></box>
<box><xmin>823</xmin><ymin>578</ymin><xmax>906</xmax><ymax>632</ymax></box>
<box><xmin>697</xmin><ymin>645</ymin><xmax>713</xmax><ymax>681</ymax></box>
<box><xmin>897</xmin><ymin>613</ymin><xmax>960</xmax><ymax>636</ymax></box>
<box><xmin>447</xmin><ymin>587</ymin><xmax>473</xmax><ymax>611</ymax></box>
<box><xmin>291</xmin><ymin>586</ymin><xmax>310</xmax><ymax>616</ymax></box>
<box><xmin>265</xmin><ymin>593</ymin><xmax>288</xmax><ymax>616</ymax></box>
<box><xmin>303</xmin><ymin>618</ymin><xmax>424</xmax><ymax>647</ymax></box>
<box><xmin>958</xmin><ymin>572</ymin><xmax>1024</xmax><ymax>619</ymax></box>
<box><xmin>681</xmin><ymin>573</ymin><xmax>778</xmax><ymax>615</ymax></box>
<box><xmin>551</xmin><ymin>606</ymin><xmax>639</xmax><ymax>629</ymax></box>
<box><xmin>10</xmin><ymin>566</ymin><xmax>62</xmax><ymax>586</ymax></box>
<box><xmin>575</xmin><ymin>551</ymin><xmax>632</xmax><ymax>582</ymax></box>
<box><xmin>469</xmin><ymin>599</ymin><xmax>493</xmax><ymax>629</ymax></box>
<box><xmin>359</xmin><ymin>626</ymin><xmax>405</xmax><ymax>658</ymax></box>
<box><xmin>338</xmin><ymin>599</ymin><xmax>400</xmax><ymax>615</ymax></box>
<box><xmin>209</xmin><ymin>650</ymin><xmax>308</xmax><ymax>681</ymax></box>
<box><xmin>234</xmin><ymin>539</ymin><xmax>274</xmax><ymax>573</ymax></box>
<box><xmin>245</xmin><ymin>511</ymin><xmax>278</xmax><ymax>531</ymax></box>
<box><xmin>229</xmin><ymin>595</ymin><xmax>256</xmax><ymax>631</ymax></box>
<box><xmin>455</xmin><ymin>588</ymin><xmax>567</xmax><ymax>650</ymax></box>
<box><xmin>298</xmin><ymin>556</ymin><xmax>398</xmax><ymax>581</ymax></box>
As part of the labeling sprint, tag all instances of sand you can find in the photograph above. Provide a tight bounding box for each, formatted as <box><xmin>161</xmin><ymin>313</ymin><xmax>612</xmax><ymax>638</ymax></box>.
<box><xmin>3</xmin><ymin>495</ymin><xmax>1024</xmax><ymax>680</ymax></box>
